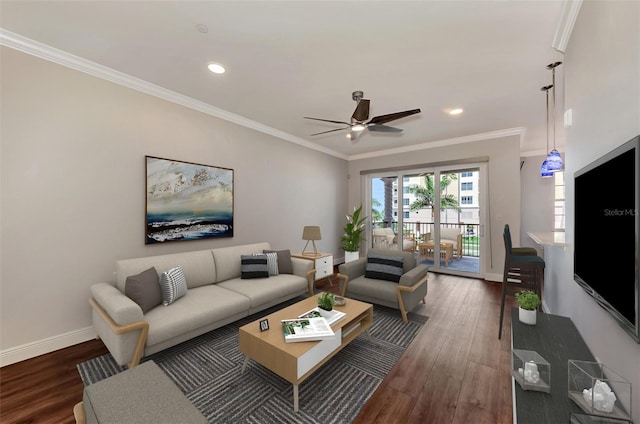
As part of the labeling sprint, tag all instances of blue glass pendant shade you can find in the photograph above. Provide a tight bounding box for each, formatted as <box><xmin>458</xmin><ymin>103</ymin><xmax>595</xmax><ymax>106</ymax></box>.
<box><xmin>545</xmin><ymin>149</ymin><xmax>563</xmax><ymax>172</ymax></box>
<box><xmin>540</xmin><ymin>160</ymin><xmax>553</xmax><ymax>178</ymax></box>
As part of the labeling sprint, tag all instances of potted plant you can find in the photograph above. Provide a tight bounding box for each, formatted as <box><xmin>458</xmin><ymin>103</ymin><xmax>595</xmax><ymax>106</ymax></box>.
<box><xmin>317</xmin><ymin>292</ymin><xmax>335</xmax><ymax>311</ymax></box>
<box><xmin>340</xmin><ymin>204</ymin><xmax>367</xmax><ymax>263</ymax></box>
<box><xmin>515</xmin><ymin>291</ymin><xmax>541</xmax><ymax>325</ymax></box>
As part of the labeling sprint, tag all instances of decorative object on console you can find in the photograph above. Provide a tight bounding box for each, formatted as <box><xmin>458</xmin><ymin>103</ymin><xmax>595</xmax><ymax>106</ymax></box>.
<box><xmin>511</xmin><ymin>349</ymin><xmax>551</xmax><ymax>393</ymax></box>
<box><xmin>515</xmin><ymin>290</ymin><xmax>540</xmax><ymax>325</ymax></box>
<box><xmin>340</xmin><ymin>204</ymin><xmax>367</xmax><ymax>262</ymax></box>
<box><xmin>145</xmin><ymin>156</ymin><xmax>233</xmax><ymax>244</ymax></box>
<box><xmin>568</xmin><ymin>360</ymin><xmax>631</xmax><ymax>421</ymax></box>
<box><xmin>301</xmin><ymin>226</ymin><xmax>322</xmax><ymax>256</ymax></box>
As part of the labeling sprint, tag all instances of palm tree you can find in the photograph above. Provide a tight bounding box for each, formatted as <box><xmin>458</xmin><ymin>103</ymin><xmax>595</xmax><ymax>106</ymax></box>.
<box><xmin>408</xmin><ymin>173</ymin><xmax>461</xmax><ymax>213</ymax></box>
<box><xmin>371</xmin><ymin>198</ymin><xmax>384</xmax><ymax>223</ymax></box>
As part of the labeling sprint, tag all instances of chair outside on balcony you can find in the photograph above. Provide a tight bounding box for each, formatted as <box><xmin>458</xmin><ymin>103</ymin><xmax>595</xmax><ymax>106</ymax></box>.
<box><xmin>498</xmin><ymin>224</ymin><xmax>545</xmax><ymax>339</ymax></box>
<box><xmin>372</xmin><ymin>227</ymin><xmax>416</xmax><ymax>252</ymax></box>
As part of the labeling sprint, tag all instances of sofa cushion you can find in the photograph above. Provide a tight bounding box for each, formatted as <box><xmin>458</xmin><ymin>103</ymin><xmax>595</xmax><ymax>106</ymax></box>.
<box><xmin>241</xmin><ymin>255</ymin><xmax>269</xmax><ymax>279</ymax></box>
<box><xmin>218</xmin><ymin>274</ymin><xmax>308</xmax><ymax>309</ymax></box>
<box><xmin>263</xmin><ymin>249</ymin><xmax>293</xmax><ymax>274</ymax></box>
<box><xmin>211</xmin><ymin>242</ymin><xmax>271</xmax><ymax>282</ymax></box>
<box><xmin>263</xmin><ymin>252</ymin><xmax>279</xmax><ymax>276</ymax></box>
<box><xmin>125</xmin><ymin>267</ymin><xmax>162</xmax><ymax>313</ymax></box>
<box><xmin>159</xmin><ymin>266</ymin><xmax>188</xmax><ymax>305</ymax></box>
<box><xmin>365</xmin><ymin>254</ymin><xmax>404</xmax><ymax>283</ymax></box>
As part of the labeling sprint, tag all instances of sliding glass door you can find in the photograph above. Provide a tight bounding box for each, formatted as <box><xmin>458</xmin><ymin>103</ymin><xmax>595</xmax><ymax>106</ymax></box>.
<box><xmin>367</xmin><ymin>163</ymin><xmax>485</xmax><ymax>277</ymax></box>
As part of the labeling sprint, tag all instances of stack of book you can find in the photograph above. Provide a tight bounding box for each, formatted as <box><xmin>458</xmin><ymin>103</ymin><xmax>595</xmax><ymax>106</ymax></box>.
<box><xmin>281</xmin><ymin>307</ymin><xmax>346</xmax><ymax>343</ymax></box>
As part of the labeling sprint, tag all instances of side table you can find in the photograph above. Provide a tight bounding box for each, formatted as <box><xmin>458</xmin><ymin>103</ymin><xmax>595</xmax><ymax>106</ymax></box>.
<box><xmin>291</xmin><ymin>252</ymin><xmax>334</xmax><ymax>287</ymax></box>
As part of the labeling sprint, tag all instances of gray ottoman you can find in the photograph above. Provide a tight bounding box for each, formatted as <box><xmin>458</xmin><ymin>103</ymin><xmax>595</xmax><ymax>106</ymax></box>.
<box><xmin>81</xmin><ymin>360</ymin><xmax>206</xmax><ymax>424</ymax></box>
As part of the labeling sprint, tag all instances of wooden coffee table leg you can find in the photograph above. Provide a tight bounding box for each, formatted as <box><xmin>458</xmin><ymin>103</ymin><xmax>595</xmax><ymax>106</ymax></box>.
<box><xmin>293</xmin><ymin>384</ymin><xmax>299</xmax><ymax>412</ymax></box>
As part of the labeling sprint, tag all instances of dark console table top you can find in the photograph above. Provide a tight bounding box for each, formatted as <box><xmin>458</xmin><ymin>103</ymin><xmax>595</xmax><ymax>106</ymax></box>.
<box><xmin>511</xmin><ymin>308</ymin><xmax>597</xmax><ymax>424</ymax></box>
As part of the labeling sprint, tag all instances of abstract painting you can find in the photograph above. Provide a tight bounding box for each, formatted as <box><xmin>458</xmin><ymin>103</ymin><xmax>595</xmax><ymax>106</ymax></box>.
<box><xmin>145</xmin><ymin>156</ymin><xmax>233</xmax><ymax>244</ymax></box>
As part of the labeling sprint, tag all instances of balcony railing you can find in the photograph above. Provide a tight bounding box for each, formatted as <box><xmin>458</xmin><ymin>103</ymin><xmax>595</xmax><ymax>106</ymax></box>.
<box><xmin>372</xmin><ymin>222</ymin><xmax>480</xmax><ymax>257</ymax></box>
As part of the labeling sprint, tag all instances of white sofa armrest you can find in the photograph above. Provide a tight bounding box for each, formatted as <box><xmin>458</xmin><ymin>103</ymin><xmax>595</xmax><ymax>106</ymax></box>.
<box><xmin>91</xmin><ymin>282</ymin><xmax>143</xmax><ymax>325</ymax></box>
<box><xmin>291</xmin><ymin>257</ymin><xmax>315</xmax><ymax>296</ymax></box>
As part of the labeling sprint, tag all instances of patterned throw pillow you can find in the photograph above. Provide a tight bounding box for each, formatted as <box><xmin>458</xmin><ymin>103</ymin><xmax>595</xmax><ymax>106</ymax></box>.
<box><xmin>159</xmin><ymin>266</ymin><xmax>188</xmax><ymax>305</ymax></box>
<box><xmin>263</xmin><ymin>252</ymin><xmax>279</xmax><ymax>276</ymax></box>
<box><xmin>263</xmin><ymin>249</ymin><xmax>293</xmax><ymax>274</ymax></box>
<box><xmin>125</xmin><ymin>267</ymin><xmax>162</xmax><ymax>313</ymax></box>
<box><xmin>365</xmin><ymin>254</ymin><xmax>404</xmax><ymax>283</ymax></box>
<box><xmin>241</xmin><ymin>254</ymin><xmax>269</xmax><ymax>279</ymax></box>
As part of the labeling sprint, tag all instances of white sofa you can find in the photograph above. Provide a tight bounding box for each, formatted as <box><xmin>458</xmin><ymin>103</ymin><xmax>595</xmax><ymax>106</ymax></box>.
<box><xmin>90</xmin><ymin>242</ymin><xmax>314</xmax><ymax>367</ymax></box>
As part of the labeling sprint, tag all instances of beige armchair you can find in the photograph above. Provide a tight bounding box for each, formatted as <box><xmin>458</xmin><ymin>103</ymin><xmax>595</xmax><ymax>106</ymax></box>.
<box><xmin>372</xmin><ymin>227</ymin><xmax>416</xmax><ymax>252</ymax></box>
<box><xmin>337</xmin><ymin>248</ymin><xmax>428</xmax><ymax>323</ymax></box>
<box><xmin>426</xmin><ymin>226</ymin><xmax>463</xmax><ymax>259</ymax></box>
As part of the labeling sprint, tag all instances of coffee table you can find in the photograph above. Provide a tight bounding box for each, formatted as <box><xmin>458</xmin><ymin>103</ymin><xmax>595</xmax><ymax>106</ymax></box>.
<box><xmin>418</xmin><ymin>240</ymin><xmax>454</xmax><ymax>266</ymax></box>
<box><xmin>239</xmin><ymin>294</ymin><xmax>373</xmax><ymax>412</ymax></box>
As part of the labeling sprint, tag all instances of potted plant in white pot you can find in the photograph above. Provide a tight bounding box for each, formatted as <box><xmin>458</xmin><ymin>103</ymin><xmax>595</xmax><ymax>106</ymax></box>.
<box><xmin>515</xmin><ymin>291</ymin><xmax>541</xmax><ymax>325</ymax></box>
<box><xmin>340</xmin><ymin>204</ymin><xmax>367</xmax><ymax>263</ymax></box>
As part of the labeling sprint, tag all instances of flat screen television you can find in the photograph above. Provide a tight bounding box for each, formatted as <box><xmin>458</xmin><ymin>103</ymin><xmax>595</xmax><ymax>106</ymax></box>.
<box><xmin>574</xmin><ymin>135</ymin><xmax>639</xmax><ymax>343</ymax></box>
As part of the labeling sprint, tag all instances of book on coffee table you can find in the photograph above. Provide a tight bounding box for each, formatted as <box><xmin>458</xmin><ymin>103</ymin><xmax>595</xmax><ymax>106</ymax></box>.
<box><xmin>298</xmin><ymin>307</ymin><xmax>346</xmax><ymax>326</ymax></box>
<box><xmin>281</xmin><ymin>317</ymin><xmax>335</xmax><ymax>343</ymax></box>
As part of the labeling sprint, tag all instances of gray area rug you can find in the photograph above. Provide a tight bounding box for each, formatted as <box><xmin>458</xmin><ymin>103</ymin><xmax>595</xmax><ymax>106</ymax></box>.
<box><xmin>77</xmin><ymin>298</ymin><xmax>427</xmax><ymax>423</ymax></box>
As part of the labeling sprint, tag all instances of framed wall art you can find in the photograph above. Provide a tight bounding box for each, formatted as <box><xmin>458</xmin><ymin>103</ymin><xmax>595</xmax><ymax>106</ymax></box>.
<box><xmin>145</xmin><ymin>156</ymin><xmax>234</xmax><ymax>244</ymax></box>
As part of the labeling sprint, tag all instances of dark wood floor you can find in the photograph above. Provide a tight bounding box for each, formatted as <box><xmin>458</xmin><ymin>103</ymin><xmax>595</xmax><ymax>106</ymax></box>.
<box><xmin>0</xmin><ymin>273</ymin><xmax>514</xmax><ymax>424</ymax></box>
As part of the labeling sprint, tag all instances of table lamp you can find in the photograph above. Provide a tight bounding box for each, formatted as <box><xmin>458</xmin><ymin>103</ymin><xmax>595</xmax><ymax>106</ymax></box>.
<box><xmin>301</xmin><ymin>226</ymin><xmax>321</xmax><ymax>256</ymax></box>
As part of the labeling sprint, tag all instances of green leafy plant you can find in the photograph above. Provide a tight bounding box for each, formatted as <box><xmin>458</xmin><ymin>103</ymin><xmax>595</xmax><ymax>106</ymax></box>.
<box><xmin>515</xmin><ymin>291</ymin><xmax>541</xmax><ymax>311</ymax></box>
<box><xmin>317</xmin><ymin>292</ymin><xmax>335</xmax><ymax>311</ymax></box>
<box><xmin>340</xmin><ymin>204</ymin><xmax>367</xmax><ymax>252</ymax></box>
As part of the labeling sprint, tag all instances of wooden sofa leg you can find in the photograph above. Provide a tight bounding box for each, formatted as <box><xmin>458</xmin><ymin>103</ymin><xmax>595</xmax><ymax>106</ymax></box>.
<box><xmin>73</xmin><ymin>402</ymin><xmax>86</xmax><ymax>424</ymax></box>
<box><xmin>396</xmin><ymin>290</ymin><xmax>409</xmax><ymax>324</ymax></box>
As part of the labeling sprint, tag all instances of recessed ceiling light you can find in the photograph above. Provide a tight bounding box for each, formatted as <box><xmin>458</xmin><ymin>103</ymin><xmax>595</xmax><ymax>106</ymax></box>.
<box><xmin>448</xmin><ymin>108</ymin><xmax>463</xmax><ymax>115</ymax></box>
<box><xmin>207</xmin><ymin>63</ymin><xmax>225</xmax><ymax>74</ymax></box>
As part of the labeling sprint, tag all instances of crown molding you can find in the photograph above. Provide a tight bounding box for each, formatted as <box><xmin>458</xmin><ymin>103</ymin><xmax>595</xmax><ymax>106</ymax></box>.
<box><xmin>348</xmin><ymin>127</ymin><xmax>526</xmax><ymax>161</ymax></box>
<box><xmin>552</xmin><ymin>0</ymin><xmax>583</xmax><ymax>53</ymax></box>
<box><xmin>0</xmin><ymin>29</ymin><xmax>349</xmax><ymax>160</ymax></box>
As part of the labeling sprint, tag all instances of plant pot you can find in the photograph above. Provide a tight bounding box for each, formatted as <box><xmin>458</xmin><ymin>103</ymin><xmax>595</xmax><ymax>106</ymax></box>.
<box><xmin>519</xmin><ymin>307</ymin><xmax>537</xmax><ymax>325</ymax></box>
<box><xmin>344</xmin><ymin>250</ymin><xmax>360</xmax><ymax>263</ymax></box>
<box><xmin>318</xmin><ymin>304</ymin><xmax>333</xmax><ymax>312</ymax></box>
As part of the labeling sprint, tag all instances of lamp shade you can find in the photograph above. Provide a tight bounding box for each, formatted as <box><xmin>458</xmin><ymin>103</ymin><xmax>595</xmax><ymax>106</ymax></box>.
<box><xmin>302</xmin><ymin>226</ymin><xmax>321</xmax><ymax>241</ymax></box>
<box><xmin>540</xmin><ymin>160</ymin><xmax>553</xmax><ymax>178</ymax></box>
<box><xmin>545</xmin><ymin>149</ymin><xmax>563</xmax><ymax>172</ymax></box>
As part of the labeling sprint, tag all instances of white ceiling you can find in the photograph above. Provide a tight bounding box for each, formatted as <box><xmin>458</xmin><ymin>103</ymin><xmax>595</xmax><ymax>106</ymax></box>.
<box><xmin>0</xmin><ymin>1</ymin><xmax>568</xmax><ymax>159</ymax></box>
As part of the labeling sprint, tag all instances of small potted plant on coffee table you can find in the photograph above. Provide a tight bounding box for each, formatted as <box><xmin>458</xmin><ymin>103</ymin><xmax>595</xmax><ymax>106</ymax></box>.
<box><xmin>317</xmin><ymin>292</ymin><xmax>335</xmax><ymax>311</ymax></box>
<box><xmin>515</xmin><ymin>290</ymin><xmax>540</xmax><ymax>325</ymax></box>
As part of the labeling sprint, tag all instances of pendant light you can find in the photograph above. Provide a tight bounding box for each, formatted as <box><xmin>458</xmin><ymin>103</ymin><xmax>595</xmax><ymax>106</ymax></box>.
<box><xmin>540</xmin><ymin>84</ymin><xmax>553</xmax><ymax>178</ymax></box>
<box><xmin>545</xmin><ymin>61</ymin><xmax>563</xmax><ymax>172</ymax></box>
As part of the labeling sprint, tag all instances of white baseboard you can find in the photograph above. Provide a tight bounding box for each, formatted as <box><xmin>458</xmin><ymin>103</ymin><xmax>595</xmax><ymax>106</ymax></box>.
<box><xmin>484</xmin><ymin>272</ymin><xmax>502</xmax><ymax>282</ymax></box>
<box><xmin>0</xmin><ymin>326</ymin><xmax>96</xmax><ymax>367</ymax></box>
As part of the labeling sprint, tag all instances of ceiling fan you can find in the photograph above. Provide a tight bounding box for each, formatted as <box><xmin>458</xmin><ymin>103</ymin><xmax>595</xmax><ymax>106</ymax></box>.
<box><xmin>304</xmin><ymin>91</ymin><xmax>421</xmax><ymax>140</ymax></box>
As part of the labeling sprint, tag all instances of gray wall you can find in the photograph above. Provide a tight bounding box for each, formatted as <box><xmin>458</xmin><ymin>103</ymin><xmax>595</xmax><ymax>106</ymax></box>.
<box><xmin>548</xmin><ymin>1</ymin><xmax>639</xmax><ymax>421</ymax></box>
<box><xmin>0</xmin><ymin>47</ymin><xmax>347</xmax><ymax>360</ymax></box>
<box><xmin>519</xmin><ymin>154</ymin><xmax>556</xmax><ymax>256</ymax></box>
<box><xmin>347</xmin><ymin>135</ymin><xmax>522</xmax><ymax>280</ymax></box>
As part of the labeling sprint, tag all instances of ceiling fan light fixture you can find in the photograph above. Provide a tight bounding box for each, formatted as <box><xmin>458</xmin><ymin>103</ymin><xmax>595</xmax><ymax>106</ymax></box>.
<box><xmin>207</xmin><ymin>63</ymin><xmax>226</xmax><ymax>74</ymax></box>
<box><xmin>351</xmin><ymin>124</ymin><xmax>366</xmax><ymax>132</ymax></box>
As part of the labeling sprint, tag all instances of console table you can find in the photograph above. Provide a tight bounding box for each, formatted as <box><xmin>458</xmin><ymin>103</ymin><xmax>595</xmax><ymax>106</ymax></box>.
<box><xmin>511</xmin><ymin>308</ymin><xmax>597</xmax><ymax>423</ymax></box>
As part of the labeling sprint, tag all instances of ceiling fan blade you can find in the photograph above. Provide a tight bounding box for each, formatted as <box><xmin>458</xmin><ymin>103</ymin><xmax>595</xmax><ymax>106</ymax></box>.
<box><xmin>351</xmin><ymin>99</ymin><xmax>370</xmax><ymax>122</ymax></box>
<box><xmin>304</xmin><ymin>117</ymin><xmax>351</xmax><ymax>125</ymax></box>
<box><xmin>367</xmin><ymin>108</ymin><xmax>421</xmax><ymax>125</ymax></box>
<box><xmin>310</xmin><ymin>127</ymin><xmax>351</xmax><ymax>136</ymax></box>
<box><xmin>368</xmin><ymin>124</ymin><xmax>403</xmax><ymax>133</ymax></box>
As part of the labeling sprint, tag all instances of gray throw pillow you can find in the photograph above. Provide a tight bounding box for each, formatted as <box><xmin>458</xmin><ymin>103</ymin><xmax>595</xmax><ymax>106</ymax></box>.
<box><xmin>159</xmin><ymin>266</ymin><xmax>188</xmax><ymax>305</ymax></box>
<box><xmin>365</xmin><ymin>254</ymin><xmax>404</xmax><ymax>283</ymax></box>
<box><xmin>263</xmin><ymin>249</ymin><xmax>293</xmax><ymax>274</ymax></box>
<box><xmin>241</xmin><ymin>254</ymin><xmax>269</xmax><ymax>279</ymax></box>
<box><xmin>125</xmin><ymin>267</ymin><xmax>162</xmax><ymax>313</ymax></box>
